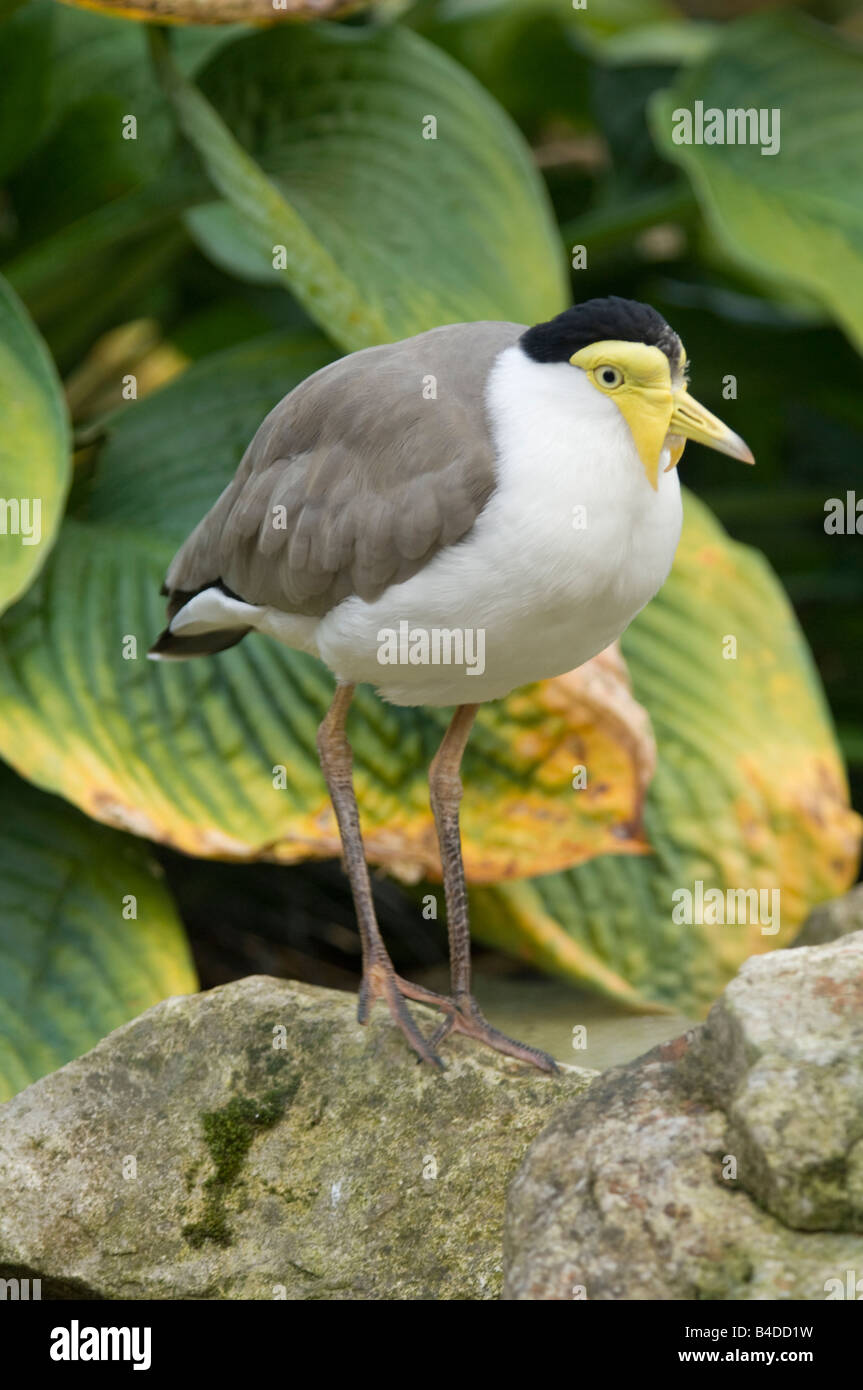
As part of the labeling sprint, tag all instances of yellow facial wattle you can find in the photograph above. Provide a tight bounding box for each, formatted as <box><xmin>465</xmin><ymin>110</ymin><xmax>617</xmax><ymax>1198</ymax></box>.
<box><xmin>570</xmin><ymin>339</ymin><xmax>754</xmax><ymax>488</ymax></box>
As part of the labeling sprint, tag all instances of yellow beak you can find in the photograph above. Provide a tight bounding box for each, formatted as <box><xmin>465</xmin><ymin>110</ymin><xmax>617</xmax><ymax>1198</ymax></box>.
<box><xmin>666</xmin><ymin>390</ymin><xmax>755</xmax><ymax>471</ymax></box>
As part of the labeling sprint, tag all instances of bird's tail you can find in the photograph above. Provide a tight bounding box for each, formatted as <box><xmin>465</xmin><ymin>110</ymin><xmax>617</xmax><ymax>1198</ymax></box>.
<box><xmin>148</xmin><ymin>582</ymin><xmax>252</xmax><ymax>661</ymax></box>
<box><xmin>147</xmin><ymin>626</ymin><xmax>250</xmax><ymax>661</ymax></box>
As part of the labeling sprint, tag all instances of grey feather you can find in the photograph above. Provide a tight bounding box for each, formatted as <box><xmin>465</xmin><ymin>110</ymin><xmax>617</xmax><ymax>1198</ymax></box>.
<box><xmin>162</xmin><ymin>321</ymin><xmax>523</xmax><ymax>619</ymax></box>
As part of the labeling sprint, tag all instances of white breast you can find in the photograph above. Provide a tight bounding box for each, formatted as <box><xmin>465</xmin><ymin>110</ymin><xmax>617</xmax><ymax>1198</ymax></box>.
<box><xmin>299</xmin><ymin>345</ymin><xmax>682</xmax><ymax>705</ymax></box>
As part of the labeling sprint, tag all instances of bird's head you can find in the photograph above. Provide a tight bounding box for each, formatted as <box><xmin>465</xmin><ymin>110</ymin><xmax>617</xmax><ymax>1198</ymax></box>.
<box><xmin>520</xmin><ymin>297</ymin><xmax>754</xmax><ymax>488</ymax></box>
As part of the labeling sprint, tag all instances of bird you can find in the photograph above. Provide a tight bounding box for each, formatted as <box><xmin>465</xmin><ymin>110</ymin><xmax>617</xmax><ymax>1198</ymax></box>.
<box><xmin>149</xmin><ymin>296</ymin><xmax>754</xmax><ymax>1074</ymax></box>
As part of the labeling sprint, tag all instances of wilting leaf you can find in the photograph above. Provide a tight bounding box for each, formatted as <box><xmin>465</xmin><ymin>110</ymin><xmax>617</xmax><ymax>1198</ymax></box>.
<box><xmin>0</xmin><ymin>331</ymin><xmax>651</xmax><ymax>882</ymax></box>
<box><xmin>469</xmin><ymin>491</ymin><xmax>862</xmax><ymax>1014</ymax></box>
<box><xmin>153</xmin><ymin>23</ymin><xmax>566</xmax><ymax>351</ymax></box>
<box><xmin>0</xmin><ymin>765</ymin><xmax>196</xmax><ymax>1100</ymax></box>
<box><xmin>0</xmin><ymin>272</ymin><xmax>70</xmax><ymax>614</ymax></box>
<box><xmin>59</xmin><ymin>0</ymin><xmax>358</xmax><ymax>23</ymax></box>
<box><xmin>651</xmin><ymin>13</ymin><xmax>863</xmax><ymax>353</ymax></box>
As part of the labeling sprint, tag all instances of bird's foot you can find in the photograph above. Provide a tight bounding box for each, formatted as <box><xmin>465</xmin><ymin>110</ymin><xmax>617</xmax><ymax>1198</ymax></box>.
<box><xmin>357</xmin><ymin>962</ymin><xmax>445</xmax><ymax>1070</ymax></box>
<box><xmin>395</xmin><ymin>978</ymin><xmax>559</xmax><ymax>1075</ymax></box>
<box><xmin>358</xmin><ymin>966</ymin><xmax>559</xmax><ymax>1074</ymax></box>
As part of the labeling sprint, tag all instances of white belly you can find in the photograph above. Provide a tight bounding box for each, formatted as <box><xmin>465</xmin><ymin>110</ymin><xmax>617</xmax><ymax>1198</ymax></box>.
<box><xmin>310</xmin><ymin>349</ymin><xmax>683</xmax><ymax>706</ymax></box>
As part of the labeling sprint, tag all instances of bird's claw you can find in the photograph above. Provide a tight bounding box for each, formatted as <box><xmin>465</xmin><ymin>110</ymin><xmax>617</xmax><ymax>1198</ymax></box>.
<box><xmin>358</xmin><ymin>964</ymin><xmax>558</xmax><ymax>1073</ymax></box>
<box><xmin>396</xmin><ymin>975</ymin><xmax>559</xmax><ymax>1074</ymax></box>
<box><xmin>358</xmin><ymin>962</ymin><xmax>445</xmax><ymax>1070</ymax></box>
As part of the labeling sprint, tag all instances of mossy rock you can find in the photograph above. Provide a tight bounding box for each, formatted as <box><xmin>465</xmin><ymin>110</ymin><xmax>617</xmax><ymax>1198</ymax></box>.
<box><xmin>0</xmin><ymin>977</ymin><xmax>592</xmax><ymax>1300</ymax></box>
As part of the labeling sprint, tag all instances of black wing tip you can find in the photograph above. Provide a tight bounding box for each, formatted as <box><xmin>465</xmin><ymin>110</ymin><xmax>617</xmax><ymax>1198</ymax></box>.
<box><xmin>148</xmin><ymin>627</ymin><xmax>178</xmax><ymax>659</ymax></box>
<box><xmin>148</xmin><ymin>625</ymin><xmax>251</xmax><ymax>661</ymax></box>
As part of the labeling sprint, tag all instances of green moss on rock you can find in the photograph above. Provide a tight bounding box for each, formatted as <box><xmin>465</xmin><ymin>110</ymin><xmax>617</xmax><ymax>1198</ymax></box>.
<box><xmin>183</xmin><ymin>1083</ymin><xmax>299</xmax><ymax>1248</ymax></box>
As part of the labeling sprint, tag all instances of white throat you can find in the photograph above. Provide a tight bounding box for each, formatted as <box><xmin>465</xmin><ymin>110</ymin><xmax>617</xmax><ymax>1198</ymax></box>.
<box><xmin>485</xmin><ymin>343</ymin><xmax>665</xmax><ymax>504</ymax></box>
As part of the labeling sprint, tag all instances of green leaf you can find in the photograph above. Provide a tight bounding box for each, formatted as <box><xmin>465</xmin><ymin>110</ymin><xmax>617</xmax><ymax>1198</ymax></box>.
<box><xmin>8</xmin><ymin>6</ymin><xmax>175</xmax><ymax>245</ymax></box>
<box><xmin>0</xmin><ymin>271</ymin><xmax>70</xmax><ymax>613</ymax></box>
<box><xmin>0</xmin><ymin>1</ymin><xmax>55</xmax><ymax>182</ymax></box>
<box><xmin>0</xmin><ymin>764</ymin><xmax>196</xmax><ymax>1101</ymax></box>
<box><xmin>4</xmin><ymin>180</ymin><xmax>188</xmax><ymax>323</ymax></box>
<box><xmin>0</xmin><ymin>332</ymin><xmax>651</xmax><ymax>882</ymax></box>
<box><xmin>650</xmin><ymin>13</ymin><xmax>863</xmax><ymax>353</ymax></box>
<box><xmin>412</xmin><ymin>0</ymin><xmax>594</xmax><ymax>134</ymax></box>
<box><xmin>470</xmin><ymin>491</ymin><xmax>862</xmax><ymax>1015</ymax></box>
<box><xmin>84</xmin><ymin>330</ymin><xmax>337</xmax><ymax>541</ymax></box>
<box><xmin>1</xmin><ymin>7</ymin><xmax>237</xmax><ymax>327</ymax></box>
<box><xmin>152</xmin><ymin>23</ymin><xmax>566</xmax><ymax>350</ymax></box>
<box><xmin>594</xmin><ymin>20</ymin><xmax>719</xmax><ymax>67</ymax></box>
<box><xmin>429</xmin><ymin>0</ymin><xmax>673</xmax><ymax>35</ymax></box>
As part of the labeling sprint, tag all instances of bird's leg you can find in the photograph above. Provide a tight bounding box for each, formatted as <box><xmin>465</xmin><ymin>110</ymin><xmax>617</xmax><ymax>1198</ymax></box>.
<box><xmin>423</xmin><ymin>705</ymin><xmax>558</xmax><ymax>1074</ymax></box>
<box><xmin>316</xmin><ymin>682</ymin><xmax>444</xmax><ymax>1069</ymax></box>
<box><xmin>429</xmin><ymin>704</ymin><xmax>478</xmax><ymax>1005</ymax></box>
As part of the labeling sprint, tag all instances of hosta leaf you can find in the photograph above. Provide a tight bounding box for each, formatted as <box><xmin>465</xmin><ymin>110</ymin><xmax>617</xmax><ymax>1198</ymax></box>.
<box><xmin>83</xmin><ymin>330</ymin><xmax>337</xmax><ymax>540</ymax></box>
<box><xmin>0</xmin><ymin>272</ymin><xmax>70</xmax><ymax>614</ymax></box>
<box><xmin>470</xmin><ymin>491</ymin><xmax>862</xmax><ymax>1014</ymax></box>
<box><xmin>0</xmin><ymin>764</ymin><xmax>196</xmax><ymax>1101</ymax></box>
<box><xmin>0</xmin><ymin>332</ymin><xmax>652</xmax><ymax>881</ymax></box>
<box><xmin>153</xmin><ymin>23</ymin><xmax>566</xmax><ymax>350</ymax></box>
<box><xmin>650</xmin><ymin>13</ymin><xmax>863</xmax><ymax>353</ymax></box>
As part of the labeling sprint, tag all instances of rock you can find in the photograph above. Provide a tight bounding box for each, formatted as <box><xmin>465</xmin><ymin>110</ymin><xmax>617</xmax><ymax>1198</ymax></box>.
<box><xmin>504</xmin><ymin>933</ymin><xmax>863</xmax><ymax>1300</ymax></box>
<box><xmin>0</xmin><ymin>976</ymin><xmax>592</xmax><ymax>1301</ymax></box>
<box><xmin>793</xmin><ymin>884</ymin><xmax>863</xmax><ymax>947</ymax></box>
<box><xmin>689</xmin><ymin>931</ymin><xmax>863</xmax><ymax>1231</ymax></box>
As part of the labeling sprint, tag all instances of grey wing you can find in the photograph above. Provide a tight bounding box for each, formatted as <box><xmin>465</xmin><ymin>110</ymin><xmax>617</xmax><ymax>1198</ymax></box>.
<box><xmin>163</xmin><ymin>321</ymin><xmax>524</xmax><ymax>619</ymax></box>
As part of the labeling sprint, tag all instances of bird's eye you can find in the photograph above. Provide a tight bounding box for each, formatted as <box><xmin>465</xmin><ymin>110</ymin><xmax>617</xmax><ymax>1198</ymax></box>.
<box><xmin>596</xmin><ymin>365</ymin><xmax>623</xmax><ymax>389</ymax></box>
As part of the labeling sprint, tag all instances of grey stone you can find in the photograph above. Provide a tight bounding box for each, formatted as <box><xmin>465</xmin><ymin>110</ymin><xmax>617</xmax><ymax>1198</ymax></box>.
<box><xmin>504</xmin><ymin>933</ymin><xmax>863</xmax><ymax>1300</ymax></box>
<box><xmin>689</xmin><ymin>932</ymin><xmax>863</xmax><ymax>1231</ymax></box>
<box><xmin>793</xmin><ymin>884</ymin><xmax>863</xmax><ymax>947</ymax></box>
<box><xmin>0</xmin><ymin>976</ymin><xmax>593</xmax><ymax>1301</ymax></box>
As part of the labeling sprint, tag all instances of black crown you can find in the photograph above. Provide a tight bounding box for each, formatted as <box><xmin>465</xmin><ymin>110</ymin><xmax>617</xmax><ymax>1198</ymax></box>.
<box><xmin>521</xmin><ymin>296</ymin><xmax>682</xmax><ymax>366</ymax></box>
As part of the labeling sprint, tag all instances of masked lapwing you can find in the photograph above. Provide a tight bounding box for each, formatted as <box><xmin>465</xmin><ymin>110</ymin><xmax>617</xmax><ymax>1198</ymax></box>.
<box><xmin>150</xmin><ymin>297</ymin><xmax>754</xmax><ymax>1072</ymax></box>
